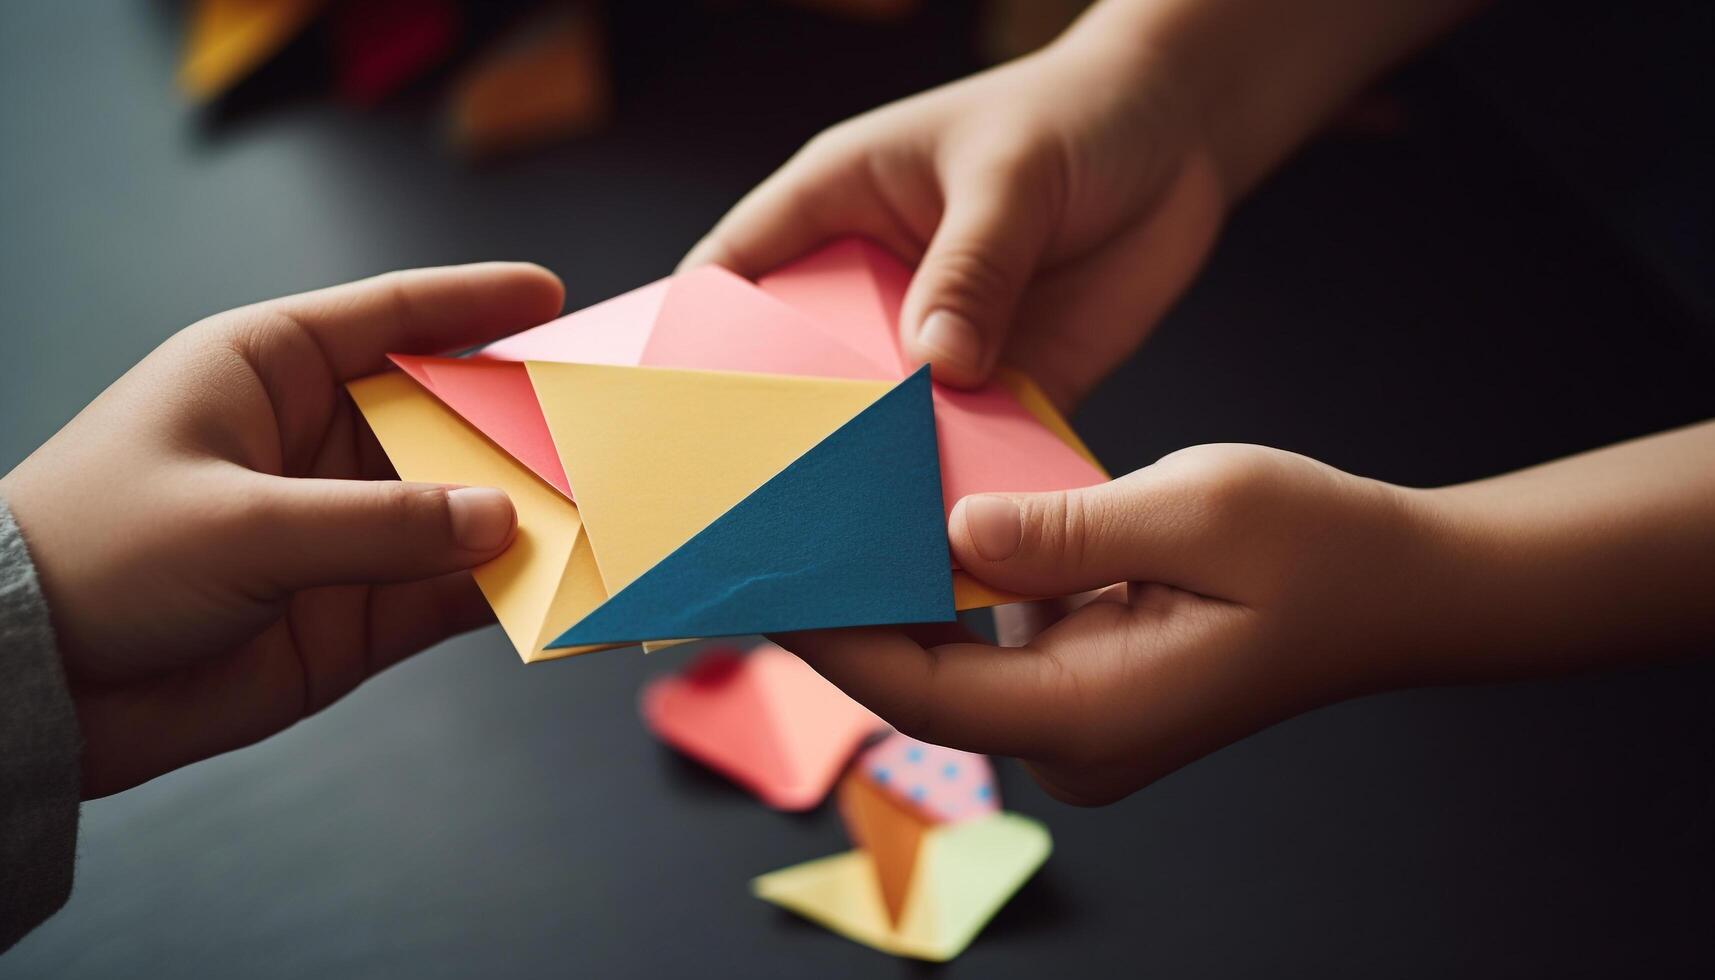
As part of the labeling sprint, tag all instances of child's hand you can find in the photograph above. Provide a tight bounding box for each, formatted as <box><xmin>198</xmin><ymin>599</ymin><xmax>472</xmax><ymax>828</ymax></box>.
<box><xmin>780</xmin><ymin>445</ymin><xmax>1426</xmax><ymax>805</ymax></box>
<box><xmin>680</xmin><ymin>28</ymin><xmax>1226</xmax><ymax>410</ymax></box>
<box><xmin>0</xmin><ymin>263</ymin><xmax>563</xmax><ymax>797</ymax></box>
<box><xmin>778</xmin><ymin>428</ymin><xmax>1715</xmax><ymax>806</ymax></box>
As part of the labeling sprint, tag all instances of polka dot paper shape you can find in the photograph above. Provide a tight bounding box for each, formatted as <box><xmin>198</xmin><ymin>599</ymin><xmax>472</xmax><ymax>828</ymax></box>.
<box><xmin>856</xmin><ymin>731</ymin><xmax>1000</xmax><ymax>826</ymax></box>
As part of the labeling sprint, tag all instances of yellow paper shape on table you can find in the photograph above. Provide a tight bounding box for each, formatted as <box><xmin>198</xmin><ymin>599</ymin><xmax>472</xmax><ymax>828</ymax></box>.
<box><xmin>346</xmin><ymin>372</ymin><xmax>608</xmax><ymax>663</ymax></box>
<box><xmin>753</xmin><ymin>812</ymin><xmax>1052</xmax><ymax>962</ymax></box>
<box><xmin>179</xmin><ymin>0</ymin><xmax>328</xmax><ymax>101</ymax></box>
<box><xmin>525</xmin><ymin>362</ymin><xmax>893</xmax><ymax>600</ymax></box>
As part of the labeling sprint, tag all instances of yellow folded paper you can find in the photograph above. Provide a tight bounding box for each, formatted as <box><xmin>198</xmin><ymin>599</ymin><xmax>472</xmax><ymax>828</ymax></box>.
<box><xmin>346</xmin><ymin>372</ymin><xmax>608</xmax><ymax>662</ymax></box>
<box><xmin>753</xmin><ymin>812</ymin><xmax>1051</xmax><ymax>961</ymax></box>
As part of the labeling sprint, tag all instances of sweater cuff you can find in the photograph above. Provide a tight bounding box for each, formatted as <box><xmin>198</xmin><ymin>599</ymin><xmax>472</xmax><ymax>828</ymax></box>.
<box><xmin>0</xmin><ymin>495</ymin><xmax>80</xmax><ymax>951</ymax></box>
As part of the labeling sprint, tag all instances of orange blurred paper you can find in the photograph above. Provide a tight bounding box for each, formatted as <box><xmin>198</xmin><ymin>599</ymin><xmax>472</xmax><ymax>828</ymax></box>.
<box><xmin>450</xmin><ymin>1</ymin><xmax>609</xmax><ymax>159</ymax></box>
<box><xmin>837</xmin><ymin>769</ymin><xmax>934</xmax><ymax>926</ymax></box>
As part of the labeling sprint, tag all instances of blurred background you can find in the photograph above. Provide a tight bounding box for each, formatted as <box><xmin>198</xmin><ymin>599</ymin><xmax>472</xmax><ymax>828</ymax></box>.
<box><xmin>1</xmin><ymin>1</ymin><xmax>1712</xmax><ymax>976</ymax></box>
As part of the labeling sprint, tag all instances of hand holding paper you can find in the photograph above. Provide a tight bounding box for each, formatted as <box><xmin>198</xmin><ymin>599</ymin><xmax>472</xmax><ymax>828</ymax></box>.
<box><xmin>353</xmin><ymin>238</ymin><xmax>1109</xmax><ymax>659</ymax></box>
<box><xmin>0</xmin><ymin>263</ymin><xmax>564</xmax><ymax>797</ymax></box>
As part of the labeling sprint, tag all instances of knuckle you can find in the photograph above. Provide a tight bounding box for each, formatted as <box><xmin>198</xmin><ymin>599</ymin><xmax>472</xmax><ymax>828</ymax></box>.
<box><xmin>926</xmin><ymin>245</ymin><xmax>1020</xmax><ymax>313</ymax></box>
<box><xmin>1021</xmin><ymin>489</ymin><xmax>1104</xmax><ymax>571</ymax></box>
<box><xmin>387</xmin><ymin>484</ymin><xmax>448</xmax><ymax>533</ymax></box>
<box><xmin>1160</xmin><ymin>444</ymin><xmax>1279</xmax><ymax>523</ymax></box>
<box><xmin>799</xmin><ymin>121</ymin><xmax>862</xmax><ymax>163</ymax></box>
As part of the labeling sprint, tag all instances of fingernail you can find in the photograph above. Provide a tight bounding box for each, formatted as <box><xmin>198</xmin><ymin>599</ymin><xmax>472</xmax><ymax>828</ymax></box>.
<box><xmin>962</xmin><ymin>494</ymin><xmax>1021</xmax><ymax>562</ymax></box>
<box><xmin>447</xmin><ymin>487</ymin><xmax>514</xmax><ymax>551</ymax></box>
<box><xmin>917</xmin><ymin>310</ymin><xmax>982</xmax><ymax>378</ymax></box>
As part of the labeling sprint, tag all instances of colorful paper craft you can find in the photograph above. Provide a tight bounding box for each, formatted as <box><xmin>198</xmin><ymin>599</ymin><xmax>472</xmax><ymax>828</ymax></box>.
<box><xmin>754</xmin><ymin>236</ymin><xmax>911</xmax><ymax>375</ymax></box>
<box><xmin>351</xmin><ymin>237</ymin><xmax>1112</xmax><ymax>657</ymax></box>
<box><xmin>525</xmin><ymin>361</ymin><xmax>895</xmax><ymax>599</ymax></box>
<box><xmin>547</xmin><ymin>366</ymin><xmax>954</xmax><ymax>647</ymax></box>
<box><xmin>640</xmin><ymin>643</ymin><xmax>883</xmax><ymax>810</ymax></box>
<box><xmin>345</xmin><ymin>371</ymin><xmax>606</xmax><ymax>662</ymax></box>
<box><xmin>753</xmin><ymin>812</ymin><xmax>1052</xmax><ymax>962</ymax></box>
<box><xmin>391</xmin><ymin>356</ymin><xmax>570</xmax><ymax>498</ymax></box>
<box><xmin>837</xmin><ymin>765</ymin><xmax>937</xmax><ymax>926</ymax></box>
<box><xmin>851</xmin><ymin>732</ymin><xmax>999</xmax><ymax>827</ymax></box>
<box><xmin>448</xmin><ymin>1</ymin><xmax>610</xmax><ymax>159</ymax></box>
<box><xmin>470</xmin><ymin>241</ymin><xmax>1107</xmax><ymax>515</ymax></box>
<box><xmin>332</xmin><ymin>0</ymin><xmax>459</xmax><ymax>107</ymax></box>
<box><xmin>835</xmin><ymin>733</ymin><xmax>1000</xmax><ymax>929</ymax></box>
<box><xmin>753</xmin><ymin>238</ymin><xmax>1110</xmax><ymax>505</ymax></box>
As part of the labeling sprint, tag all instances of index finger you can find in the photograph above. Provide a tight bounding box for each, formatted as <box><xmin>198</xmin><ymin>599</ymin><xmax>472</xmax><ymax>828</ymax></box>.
<box><xmin>237</xmin><ymin>262</ymin><xmax>565</xmax><ymax>381</ymax></box>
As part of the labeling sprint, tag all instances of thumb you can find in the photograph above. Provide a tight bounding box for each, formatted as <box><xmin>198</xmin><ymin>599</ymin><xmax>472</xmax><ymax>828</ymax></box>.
<box><xmin>249</xmin><ymin>478</ymin><xmax>516</xmax><ymax>592</ymax></box>
<box><xmin>900</xmin><ymin>176</ymin><xmax>1048</xmax><ymax>387</ymax></box>
<box><xmin>948</xmin><ymin>468</ymin><xmax>1220</xmax><ymax>599</ymax></box>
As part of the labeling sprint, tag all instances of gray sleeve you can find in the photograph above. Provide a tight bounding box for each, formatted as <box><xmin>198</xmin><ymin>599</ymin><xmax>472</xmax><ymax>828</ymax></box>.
<box><xmin>0</xmin><ymin>496</ymin><xmax>80</xmax><ymax>952</ymax></box>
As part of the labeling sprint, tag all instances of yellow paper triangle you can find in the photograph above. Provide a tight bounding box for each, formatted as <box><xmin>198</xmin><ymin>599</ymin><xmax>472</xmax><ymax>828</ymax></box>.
<box><xmin>179</xmin><ymin>0</ymin><xmax>327</xmax><ymax>102</ymax></box>
<box><xmin>346</xmin><ymin>372</ymin><xmax>607</xmax><ymax>663</ymax></box>
<box><xmin>525</xmin><ymin>362</ymin><xmax>894</xmax><ymax>601</ymax></box>
<box><xmin>753</xmin><ymin>812</ymin><xmax>1051</xmax><ymax>961</ymax></box>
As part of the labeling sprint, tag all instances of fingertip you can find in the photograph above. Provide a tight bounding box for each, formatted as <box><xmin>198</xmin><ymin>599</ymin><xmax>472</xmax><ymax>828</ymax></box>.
<box><xmin>904</xmin><ymin>309</ymin><xmax>990</xmax><ymax>387</ymax></box>
<box><xmin>445</xmin><ymin>486</ymin><xmax>515</xmax><ymax>555</ymax></box>
<box><xmin>950</xmin><ymin>494</ymin><xmax>1022</xmax><ymax>564</ymax></box>
<box><xmin>482</xmin><ymin>261</ymin><xmax>566</xmax><ymax>317</ymax></box>
<box><xmin>677</xmin><ymin>236</ymin><xmax>735</xmax><ymax>275</ymax></box>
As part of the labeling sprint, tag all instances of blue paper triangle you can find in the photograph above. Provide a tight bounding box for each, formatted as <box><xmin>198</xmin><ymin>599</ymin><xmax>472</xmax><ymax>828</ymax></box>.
<box><xmin>548</xmin><ymin>365</ymin><xmax>954</xmax><ymax>647</ymax></box>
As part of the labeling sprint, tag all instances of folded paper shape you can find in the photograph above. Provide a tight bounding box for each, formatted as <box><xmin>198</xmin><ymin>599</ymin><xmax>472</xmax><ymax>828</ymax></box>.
<box><xmin>851</xmin><ymin>732</ymin><xmax>999</xmax><ymax>827</ymax></box>
<box><xmin>837</xmin><ymin>766</ymin><xmax>936</xmax><ymax>927</ymax></box>
<box><xmin>449</xmin><ymin>0</ymin><xmax>610</xmax><ymax>159</ymax></box>
<box><xmin>641</xmin><ymin>642</ymin><xmax>883</xmax><ymax>810</ymax></box>
<box><xmin>525</xmin><ymin>361</ymin><xmax>895</xmax><ymax>599</ymax></box>
<box><xmin>346</xmin><ymin>372</ymin><xmax>606</xmax><ymax>662</ymax></box>
<box><xmin>548</xmin><ymin>366</ymin><xmax>954</xmax><ymax>647</ymax></box>
<box><xmin>351</xmin><ymin>238</ymin><xmax>1111</xmax><ymax>658</ymax></box>
<box><xmin>180</xmin><ymin>0</ymin><xmax>327</xmax><ymax>101</ymax></box>
<box><xmin>332</xmin><ymin>0</ymin><xmax>459</xmax><ymax>106</ymax></box>
<box><xmin>470</xmin><ymin>240</ymin><xmax>1107</xmax><ymax>513</ymax></box>
<box><xmin>837</xmin><ymin>733</ymin><xmax>1001</xmax><ymax>928</ymax></box>
<box><xmin>392</xmin><ymin>356</ymin><xmax>570</xmax><ymax>498</ymax></box>
<box><xmin>753</xmin><ymin>812</ymin><xmax>1052</xmax><ymax>962</ymax></box>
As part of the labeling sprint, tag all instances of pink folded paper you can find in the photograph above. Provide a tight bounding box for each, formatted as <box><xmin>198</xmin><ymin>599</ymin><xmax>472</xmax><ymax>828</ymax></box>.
<box><xmin>641</xmin><ymin>642</ymin><xmax>884</xmax><ymax>811</ymax></box>
<box><xmin>397</xmin><ymin>237</ymin><xmax>1107</xmax><ymax>512</ymax></box>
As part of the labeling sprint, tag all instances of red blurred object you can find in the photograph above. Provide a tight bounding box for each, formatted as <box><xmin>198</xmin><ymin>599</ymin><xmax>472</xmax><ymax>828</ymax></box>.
<box><xmin>332</xmin><ymin>0</ymin><xmax>460</xmax><ymax>106</ymax></box>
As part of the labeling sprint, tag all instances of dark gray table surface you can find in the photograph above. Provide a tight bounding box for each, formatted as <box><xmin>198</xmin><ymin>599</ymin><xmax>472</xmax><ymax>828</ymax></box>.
<box><xmin>3</xmin><ymin>3</ymin><xmax>1712</xmax><ymax>977</ymax></box>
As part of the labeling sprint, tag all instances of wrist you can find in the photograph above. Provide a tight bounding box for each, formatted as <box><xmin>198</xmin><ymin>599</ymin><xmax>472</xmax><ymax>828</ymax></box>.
<box><xmin>1037</xmin><ymin>8</ymin><xmax>1234</xmax><ymax>210</ymax></box>
<box><xmin>1389</xmin><ymin>481</ymin><xmax>1633</xmax><ymax>686</ymax></box>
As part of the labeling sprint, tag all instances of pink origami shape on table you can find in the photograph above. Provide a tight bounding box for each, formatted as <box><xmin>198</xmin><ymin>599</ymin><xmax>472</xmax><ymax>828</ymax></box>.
<box><xmin>404</xmin><ymin>237</ymin><xmax>1106</xmax><ymax>515</ymax></box>
<box><xmin>640</xmin><ymin>642</ymin><xmax>885</xmax><ymax>811</ymax></box>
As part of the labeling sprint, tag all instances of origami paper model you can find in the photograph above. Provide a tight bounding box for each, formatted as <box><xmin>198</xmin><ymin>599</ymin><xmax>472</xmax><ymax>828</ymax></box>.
<box><xmin>755</xmin><ymin>731</ymin><xmax>1040</xmax><ymax>961</ymax></box>
<box><xmin>351</xmin><ymin>237</ymin><xmax>1107</xmax><ymax>660</ymax></box>
<box><xmin>180</xmin><ymin>0</ymin><xmax>327</xmax><ymax>101</ymax></box>
<box><xmin>640</xmin><ymin>642</ymin><xmax>884</xmax><ymax>810</ymax></box>
<box><xmin>545</xmin><ymin>365</ymin><xmax>952</xmax><ymax>648</ymax></box>
<box><xmin>450</xmin><ymin>1</ymin><xmax>610</xmax><ymax>159</ymax></box>
<box><xmin>471</xmin><ymin>238</ymin><xmax>1109</xmax><ymax>516</ymax></box>
<box><xmin>347</xmin><ymin>371</ymin><xmax>607</xmax><ymax>659</ymax></box>
<box><xmin>753</xmin><ymin>812</ymin><xmax>1051</xmax><ymax>962</ymax></box>
<box><xmin>836</xmin><ymin>734</ymin><xmax>1000</xmax><ymax>925</ymax></box>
